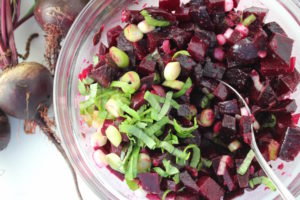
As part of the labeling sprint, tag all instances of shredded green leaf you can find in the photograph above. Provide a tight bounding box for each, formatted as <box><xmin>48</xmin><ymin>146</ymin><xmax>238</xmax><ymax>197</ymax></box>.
<box><xmin>173</xmin><ymin>78</ymin><xmax>193</xmax><ymax>98</ymax></box>
<box><xmin>238</xmin><ymin>150</ymin><xmax>255</xmax><ymax>175</ymax></box>
<box><xmin>163</xmin><ymin>159</ymin><xmax>179</xmax><ymax>176</ymax></box>
<box><xmin>126</xmin><ymin>179</ymin><xmax>139</xmax><ymax>191</ymax></box>
<box><xmin>159</xmin><ymin>141</ymin><xmax>190</xmax><ymax>160</ymax></box>
<box><xmin>249</xmin><ymin>176</ymin><xmax>276</xmax><ymax>191</ymax></box>
<box><xmin>162</xmin><ymin>190</ymin><xmax>171</xmax><ymax>200</ymax></box>
<box><xmin>172</xmin><ymin>50</ymin><xmax>191</xmax><ymax>60</ymax></box>
<box><xmin>183</xmin><ymin>144</ymin><xmax>201</xmax><ymax>168</ymax></box>
<box><xmin>201</xmin><ymin>158</ymin><xmax>212</xmax><ymax>168</ymax></box>
<box><xmin>78</xmin><ymin>80</ymin><xmax>88</xmax><ymax>96</ymax></box>
<box><xmin>157</xmin><ymin>92</ymin><xmax>173</xmax><ymax>120</ymax></box>
<box><xmin>201</xmin><ymin>96</ymin><xmax>210</xmax><ymax>109</ymax></box>
<box><xmin>173</xmin><ymin>173</ymin><xmax>180</xmax><ymax>184</ymax></box>
<box><xmin>140</xmin><ymin>10</ymin><xmax>170</xmax><ymax>27</ymax></box>
<box><xmin>153</xmin><ymin>93</ymin><xmax>180</xmax><ymax>109</ymax></box>
<box><xmin>153</xmin><ymin>167</ymin><xmax>168</xmax><ymax>177</ymax></box>
<box><xmin>173</xmin><ymin>117</ymin><xmax>198</xmax><ymax>138</ymax></box>
<box><xmin>144</xmin><ymin>91</ymin><xmax>161</xmax><ymax>112</ymax></box>
<box><xmin>125</xmin><ymin>146</ymin><xmax>140</xmax><ymax>180</ymax></box>
<box><xmin>117</xmin><ymin>101</ymin><xmax>140</xmax><ymax>120</ymax></box>
<box><xmin>111</xmin><ymin>81</ymin><xmax>135</xmax><ymax>94</ymax></box>
<box><xmin>145</xmin><ymin>116</ymin><xmax>169</xmax><ymax>136</ymax></box>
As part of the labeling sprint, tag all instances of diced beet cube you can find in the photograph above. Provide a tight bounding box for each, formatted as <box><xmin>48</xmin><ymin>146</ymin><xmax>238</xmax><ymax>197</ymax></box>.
<box><xmin>225</xmin><ymin>11</ymin><xmax>242</xmax><ymax>28</ymax></box>
<box><xmin>175</xmin><ymin>55</ymin><xmax>196</xmax><ymax>79</ymax></box>
<box><xmin>236</xmin><ymin>159</ymin><xmax>250</xmax><ymax>188</ymax></box>
<box><xmin>224</xmin><ymin>68</ymin><xmax>251</xmax><ymax>92</ymax></box>
<box><xmin>182</xmin><ymin>129</ymin><xmax>202</xmax><ymax>147</ymax></box>
<box><xmin>274</xmin><ymin>113</ymin><xmax>293</xmax><ymax>142</ymax></box>
<box><xmin>269</xmin><ymin>99</ymin><xmax>297</xmax><ymax>113</ymax></box>
<box><xmin>243</xmin><ymin>7</ymin><xmax>269</xmax><ymax>29</ymax></box>
<box><xmin>239</xmin><ymin>116</ymin><xmax>252</xmax><ymax>145</ymax></box>
<box><xmin>131</xmin><ymin>91</ymin><xmax>146</xmax><ymax>110</ymax></box>
<box><xmin>221</xmin><ymin>114</ymin><xmax>237</xmax><ymax>141</ymax></box>
<box><xmin>197</xmin><ymin>176</ymin><xmax>225</xmax><ymax>200</ymax></box>
<box><xmin>133</xmin><ymin>39</ymin><xmax>148</xmax><ymax>61</ymax></box>
<box><xmin>121</xmin><ymin>9</ymin><xmax>144</xmax><ymax>24</ymax></box>
<box><xmin>106</xmin><ymin>25</ymin><xmax>123</xmax><ymax>47</ymax></box>
<box><xmin>179</xmin><ymin>171</ymin><xmax>200</xmax><ymax>193</ymax></box>
<box><xmin>145</xmin><ymin>7</ymin><xmax>176</xmax><ymax>22</ymax></box>
<box><xmin>213</xmin><ymin>83</ymin><xmax>229</xmax><ymax>101</ymax></box>
<box><xmin>253</xmin><ymin>28</ymin><xmax>268</xmax><ymax>51</ymax></box>
<box><xmin>203</xmin><ymin>61</ymin><xmax>226</xmax><ymax>80</ymax></box>
<box><xmin>138</xmin><ymin>54</ymin><xmax>157</xmax><ymax>75</ymax></box>
<box><xmin>140</xmin><ymin>73</ymin><xmax>155</xmax><ymax>90</ymax></box>
<box><xmin>169</xmin><ymin>26</ymin><xmax>193</xmax><ymax>49</ymax></box>
<box><xmin>223</xmin><ymin>168</ymin><xmax>236</xmax><ymax>191</ymax></box>
<box><xmin>190</xmin><ymin>6</ymin><xmax>214</xmax><ymax>31</ymax></box>
<box><xmin>152</xmin><ymin>85</ymin><xmax>166</xmax><ymax>97</ymax></box>
<box><xmin>99</xmin><ymin>42</ymin><xmax>108</xmax><ymax>55</ymax></box>
<box><xmin>177</xmin><ymin>104</ymin><xmax>192</xmax><ymax>118</ymax></box>
<box><xmin>147</xmin><ymin>31</ymin><xmax>169</xmax><ymax>52</ymax></box>
<box><xmin>227</xmin><ymin>38</ymin><xmax>258</xmax><ymax>68</ymax></box>
<box><xmin>167</xmin><ymin>180</ymin><xmax>180</xmax><ymax>192</ymax></box>
<box><xmin>280</xmin><ymin>69</ymin><xmax>300</xmax><ymax>92</ymax></box>
<box><xmin>175</xmin><ymin>7</ymin><xmax>191</xmax><ymax>22</ymax></box>
<box><xmin>263</xmin><ymin>21</ymin><xmax>287</xmax><ymax>37</ymax></box>
<box><xmin>146</xmin><ymin>194</ymin><xmax>161</xmax><ymax>200</ymax></box>
<box><xmin>138</xmin><ymin>173</ymin><xmax>161</xmax><ymax>194</ymax></box>
<box><xmin>110</xmin><ymin>143</ymin><xmax>123</xmax><ymax>156</ymax></box>
<box><xmin>199</xmin><ymin>78</ymin><xmax>218</xmax><ymax>91</ymax></box>
<box><xmin>218</xmin><ymin>99</ymin><xmax>240</xmax><ymax>115</ymax></box>
<box><xmin>260</xmin><ymin>55</ymin><xmax>293</xmax><ymax>76</ymax></box>
<box><xmin>185</xmin><ymin>166</ymin><xmax>199</xmax><ymax>178</ymax></box>
<box><xmin>227</xmin><ymin>29</ymin><xmax>245</xmax><ymax>45</ymax></box>
<box><xmin>269</xmin><ymin>33</ymin><xmax>294</xmax><ymax>66</ymax></box>
<box><xmin>279</xmin><ymin>127</ymin><xmax>300</xmax><ymax>161</ymax></box>
<box><xmin>256</xmin><ymin>81</ymin><xmax>277</xmax><ymax>107</ymax></box>
<box><xmin>188</xmin><ymin>36</ymin><xmax>208</xmax><ymax>62</ymax></box>
<box><xmin>175</xmin><ymin>193</ymin><xmax>199</xmax><ymax>200</ymax></box>
<box><xmin>159</xmin><ymin>0</ymin><xmax>180</xmax><ymax>11</ymax></box>
<box><xmin>185</xmin><ymin>0</ymin><xmax>206</xmax><ymax>7</ymax></box>
<box><xmin>206</xmin><ymin>0</ymin><xmax>225</xmax><ymax>13</ymax></box>
<box><xmin>212</xmin><ymin>12</ymin><xmax>227</xmax><ymax>33</ymax></box>
<box><xmin>117</xmin><ymin>34</ymin><xmax>136</xmax><ymax>66</ymax></box>
<box><xmin>88</xmin><ymin>64</ymin><xmax>120</xmax><ymax>88</ymax></box>
<box><xmin>193</xmin><ymin>64</ymin><xmax>204</xmax><ymax>86</ymax></box>
<box><xmin>194</xmin><ymin>29</ymin><xmax>217</xmax><ymax>49</ymax></box>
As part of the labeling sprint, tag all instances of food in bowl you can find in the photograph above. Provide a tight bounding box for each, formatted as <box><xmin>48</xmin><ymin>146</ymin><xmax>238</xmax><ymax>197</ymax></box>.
<box><xmin>77</xmin><ymin>0</ymin><xmax>300</xmax><ymax>199</ymax></box>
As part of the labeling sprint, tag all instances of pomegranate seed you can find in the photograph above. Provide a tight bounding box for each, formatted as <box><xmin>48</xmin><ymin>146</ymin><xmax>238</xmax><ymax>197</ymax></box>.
<box><xmin>257</xmin><ymin>50</ymin><xmax>267</xmax><ymax>58</ymax></box>
<box><xmin>224</xmin><ymin>0</ymin><xmax>234</xmax><ymax>12</ymax></box>
<box><xmin>217</xmin><ymin>34</ymin><xmax>226</xmax><ymax>46</ymax></box>
<box><xmin>224</xmin><ymin>28</ymin><xmax>234</xmax><ymax>39</ymax></box>
<box><xmin>235</xmin><ymin>24</ymin><xmax>249</xmax><ymax>37</ymax></box>
<box><xmin>214</xmin><ymin>47</ymin><xmax>225</xmax><ymax>61</ymax></box>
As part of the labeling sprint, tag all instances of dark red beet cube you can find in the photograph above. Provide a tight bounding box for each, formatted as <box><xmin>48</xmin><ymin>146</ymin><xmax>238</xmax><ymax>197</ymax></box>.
<box><xmin>188</xmin><ymin>36</ymin><xmax>208</xmax><ymax>62</ymax></box>
<box><xmin>175</xmin><ymin>193</ymin><xmax>199</xmax><ymax>200</ymax></box>
<box><xmin>243</xmin><ymin>7</ymin><xmax>269</xmax><ymax>29</ymax></box>
<box><xmin>227</xmin><ymin>29</ymin><xmax>245</xmax><ymax>45</ymax></box>
<box><xmin>169</xmin><ymin>26</ymin><xmax>193</xmax><ymax>49</ymax></box>
<box><xmin>253</xmin><ymin>28</ymin><xmax>268</xmax><ymax>51</ymax></box>
<box><xmin>223</xmin><ymin>168</ymin><xmax>236</xmax><ymax>192</ymax></box>
<box><xmin>269</xmin><ymin>99</ymin><xmax>297</xmax><ymax>113</ymax></box>
<box><xmin>167</xmin><ymin>180</ymin><xmax>180</xmax><ymax>192</ymax></box>
<box><xmin>263</xmin><ymin>21</ymin><xmax>287</xmax><ymax>37</ymax></box>
<box><xmin>203</xmin><ymin>61</ymin><xmax>226</xmax><ymax>80</ymax></box>
<box><xmin>88</xmin><ymin>64</ymin><xmax>120</xmax><ymax>88</ymax></box>
<box><xmin>99</xmin><ymin>42</ymin><xmax>108</xmax><ymax>55</ymax></box>
<box><xmin>175</xmin><ymin>55</ymin><xmax>196</xmax><ymax>79</ymax></box>
<box><xmin>175</xmin><ymin>7</ymin><xmax>191</xmax><ymax>22</ymax></box>
<box><xmin>239</xmin><ymin>116</ymin><xmax>252</xmax><ymax>145</ymax></box>
<box><xmin>106</xmin><ymin>25</ymin><xmax>123</xmax><ymax>47</ymax></box>
<box><xmin>146</xmin><ymin>194</ymin><xmax>161</xmax><ymax>200</ymax></box>
<box><xmin>116</xmin><ymin>34</ymin><xmax>136</xmax><ymax>66</ymax></box>
<box><xmin>260</xmin><ymin>55</ymin><xmax>293</xmax><ymax>76</ymax></box>
<box><xmin>269</xmin><ymin>33</ymin><xmax>294</xmax><ymax>66</ymax></box>
<box><xmin>194</xmin><ymin>29</ymin><xmax>217</xmax><ymax>49</ymax></box>
<box><xmin>182</xmin><ymin>129</ymin><xmax>202</xmax><ymax>147</ymax></box>
<box><xmin>221</xmin><ymin>114</ymin><xmax>237</xmax><ymax>141</ymax></box>
<box><xmin>138</xmin><ymin>54</ymin><xmax>157</xmax><ymax>75</ymax></box>
<box><xmin>274</xmin><ymin>113</ymin><xmax>293</xmax><ymax>142</ymax></box>
<box><xmin>193</xmin><ymin>63</ymin><xmax>204</xmax><ymax>86</ymax></box>
<box><xmin>280</xmin><ymin>69</ymin><xmax>300</xmax><ymax>92</ymax></box>
<box><xmin>206</xmin><ymin>0</ymin><xmax>225</xmax><ymax>13</ymax></box>
<box><xmin>151</xmin><ymin>85</ymin><xmax>166</xmax><ymax>97</ymax></box>
<box><xmin>131</xmin><ymin>91</ymin><xmax>146</xmax><ymax>110</ymax></box>
<box><xmin>227</xmin><ymin>38</ymin><xmax>258</xmax><ymax>68</ymax></box>
<box><xmin>279</xmin><ymin>127</ymin><xmax>300</xmax><ymax>161</ymax></box>
<box><xmin>140</xmin><ymin>73</ymin><xmax>155</xmax><ymax>90</ymax></box>
<box><xmin>225</xmin><ymin>11</ymin><xmax>242</xmax><ymax>28</ymax></box>
<box><xmin>197</xmin><ymin>176</ymin><xmax>225</xmax><ymax>200</ymax></box>
<box><xmin>138</xmin><ymin>173</ymin><xmax>161</xmax><ymax>194</ymax></box>
<box><xmin>133</xmin><ymin>39</ymin><xmax>148</xmax><ymax>61</ymax></box>
<box><xmin>179</xmin><ymin>171</ymin><xmax>200</xmax><ymax>193</ymax></box>
<box><xmin>224</xmin><ymin>68</ymin><xmax>251</xmax><ymax>92</ymax></box>
<box><xmin>121</xmin><ymin>9</ymin><xmax>144</xmax><ymax>24</ymax></box>
<box><xmin>235</xmin><ymin>159</ymin><xmax>250</xmax><ymax>188</ymax></box>
<box><xmin>218</xmin><ymin>99</ymin><xmax>240</xmax><ymax>115</ymax></box>
<box><xmin>257</xmin><ymin>81</ymin><xmax>277</xmax><ymax>107</ymax></box>
<box><xmin>213</xmin><ymin>83</ymin><xmax>229</xmax><ymax>101</ymax></box>
<box><xmin>147</xmin><ymin>31</ymin><xmax>169</xmax><ymax>52</ymax></box>
<box><xmin>190</xmin><ymin>6</ymin><xmax>214</xmax><ymax>31</ymax></box>
<box><xmin>159</xmin><ymin>0</ymin><xmax>180</xmax><ymax>11</ymax></box>
<box><xmin>199</xmin><ymin>78</ymin><xmax>218</xmax><ymax>92</ymax></box>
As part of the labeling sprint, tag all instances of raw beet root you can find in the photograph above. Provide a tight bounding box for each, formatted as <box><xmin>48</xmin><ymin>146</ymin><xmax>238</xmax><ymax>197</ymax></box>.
<box><xmin>193</xmin><ymin>64</ymin><xmax>204</xmax><ymax>85</ymax></box>
<box><xmin>263</xmin><ymin>21</ymin><xmax>287</xmax><ymax>37</ymax></box>
<box><xmin>190</xmin><ymin>6</ymin><xmax>214</xmax><ymax>31</ymax></box>
<box><xmin>279</xmin><ymin>127</ymin><xmax>300</xmax><ymax>161</ymax></box>
<box><xmin>0</xmin><ymin>109</ymin><xmax>10</xmax><ymax>151</ymax></box>
<box><xmin>188</xmin><ymin>36</ymin><xmax>208</xmax><ymax>62</ymax></box>
<box><xmin>133</xmin><ymin>39</ymin><xmax>148</xmax><ymax>61</ymax></box>
<box><xmin>197</xmin><ymin>176</ymin><xmax>225</xmax><ymax>200</ymax></box>
<box><xmin>224</xmin><ymin>68</ymin><xmax>251</xmax><ymax>92</ymax></box>
<box><xmin>194</xmin><ymin>28</ymin><xmax>217</xmax><ymax>49</ymax></box>
<box><xmin>223</xmin><ymin>168</ymin><xmax>236</xmax><ymax>191</ymax></box>
<box><xmin>253</xmin><ymin>28</ymin><xmax>268</xmax><ymax>51</ymax></box>
<box><xmin>147</xmin><ymin>31</ymin><xmax>169</xmax><ymax>52</ymax></box>
<box><xmin>218</xmin><ymin>99</ymin><xmax>240</xmax><ymax>115</ymax></box>
<box><xmin>106</xmin><ymin>26</ymin><xmax>123</xmax><ymax>47</ymax></box>
<box><xmin>279</xmin><ymin>69</ymin><xmax>300</xmax><ymax>92</ymax></box>
<box><xmin>138</xmin><ymin>173</ymin><xmax>161</xmax><ymax>194</ymax></box>
<box><xmin>131</xmin><ymin>91</ymin><xmax>147</xmax><ymax>110</ymax></box>
<box><xmin>159</xmin><ymin>0</ymin><xmax>180</xmax><ymax>11</ymax></box>
<box><xmin>198</xmin><ymin>78</ymin><xmax>218</xmax><ymax>91</ymax></box>
<box><xmin>227</xmin><ymin>38</ymin><xmax>259</xmax><ymax>68</ymax></box>
<box><xmin>179</xmin><ymin>171</ymin><xmax>200</xmax><ymax>193</ymax></box>
<box><xmin>89</xmin><ymin>64</ymin><xmax>120</xmax><ymax>88</ymax></box>
<box><xmin>213</xmin><ymin>83</ymin><xmax>229</xmax><ymax>101</ymax></box>
<box><xmin>175</xmin><ymin>55</ymin><xmax>196</xmax><ymax>79</ymax></box>
<box><xmin>0</xmin><ymin>62</ymin><xmax>53</xmax><ymax>120</ymax></box>
<box><xmin>203</xmin><ymin>61</ymin><xmax>226</xmax><ymax>80</ymax></box>
<box><xmin>138</xmin><ymin>54</ymin><xmax>157</xmax><ymax>75</ymax></box>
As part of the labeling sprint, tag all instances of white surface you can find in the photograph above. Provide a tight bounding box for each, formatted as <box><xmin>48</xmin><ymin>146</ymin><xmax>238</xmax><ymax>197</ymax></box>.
<box><xmin>0</xmin><ymin>1</ymin><xmax>99</xmax><ymax>200</ymax></box>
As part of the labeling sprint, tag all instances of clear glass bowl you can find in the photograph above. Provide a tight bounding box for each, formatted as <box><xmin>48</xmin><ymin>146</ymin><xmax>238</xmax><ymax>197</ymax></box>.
<box><xmin>54</xmin><ymin>0</ymin><xmax>300</xmax><ymax>199</ymax></box>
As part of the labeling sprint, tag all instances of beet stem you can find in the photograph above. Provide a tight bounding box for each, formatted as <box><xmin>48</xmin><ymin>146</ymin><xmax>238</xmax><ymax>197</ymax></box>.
<box><xmin>35</xmin><ymin>112</ymin><xmax>83</xmax><ymax>200</ymax></box>
<box><xmin>1</xmin><ymin>0</ymin><xmax>7</xmax><ymax>49</ymax></box>
<box><xmin>12</xmin><ymin>0</ymin><xmax>21</xmax><ymax>26</ymax></box>
<box><xmin>18</xmin><ymin>33</ymin><xmax>39</xmax><ymax>60</ymax></box>
<box><xmin>14</xmin><ymin>4</ymin><xmax>35</xmax><ymax>30</ymax></box>
<box><xmin>5</xmin><ymin>0</ymin><xmax>18</xmax><ymax>66</ymax></box>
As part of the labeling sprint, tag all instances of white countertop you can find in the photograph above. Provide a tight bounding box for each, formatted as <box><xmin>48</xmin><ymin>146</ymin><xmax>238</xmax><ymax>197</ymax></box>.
<box><xmin>0</xmin><ymin>1</ymin><xmax>99</xmax><ymax>200</ymax></box>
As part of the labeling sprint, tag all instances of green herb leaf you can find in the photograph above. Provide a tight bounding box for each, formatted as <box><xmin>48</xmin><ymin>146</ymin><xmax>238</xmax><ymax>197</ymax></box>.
<box><xmin>173</xmin><ymin>78</ymin><xmax>193</xmax><ymax>98</ymax></box>
<box><xmin>173</xmin><ymin>117</ymin><xmax>198</xmax><ymax>138</ymax></box>
<box><xmin>140</xmin><ymin>10</ymin><xmax>170</xmax><ymax>27</ymax></box>
<box><xmin>162</xmin><ymin>190</ymin><xmax>171</xmax><ymax>200</ymax></box>
<box><xmin>159</xmin><ymin>141</ymin><xmax>190</xmax><ymax>160</ymax></box>
<box><xmin>201</xmin><ymin>158</ymin><xmax>212</xmax><ymax>168</ymax></box>
<box><xmin>78</xmin><ymin>80</ymin><xmax>88</xmax><ymax>96</ymax></box>
<box><xmin>125</xmin><ymin>146</ymin><xmax>140</xmax><ymax>180</ymax></box>
<box><xmin>262</xmin><ymin>114</ymin><xmax>277</xmax><ymax>129</ymax></box>
<box><xmin>117</xmin><ymin>101</ymin><xmax>140</xmax><ymax>120</ymax></box>
<box><xmin>157</xmin><ymin>92</ymin><xmax>173</xmax><ymax>120</ymax></box>
<box><xmin>145</xmin><ymin>116</ymin><xmax>169</xmax><ymax>136</ymax></box>
<box><xmin>151</xmin><ymin>93</ymin><xmax>180</xmax><ymax>109</ymax></box>
<box><xmin>173</xmin><ymin>173</ymin><xmax>180</xmax><ymax>184</ymax></box>
<box><xmin>172</xmin><ymin>50</ymin><xmax>191</xmax><ymax>60</ymax></box>
<box><xmin>126</xmin><ymin>179</ymin><xmax>139</xmax><ymax>191</ymax></box>
<box><xmin>111</xmin><ymin>81</ymin><xmax>136</xmax><ymax>94</ymax></box>
<box><xmin>183</xmin><ymin>144</ymin><xmax>201</xmax><ymax>168</ymax></box>
<box><xmin>163</xmin><ymin>159</ymin><xmax>179</xmax><ymax>176</ymax></box>
<box><xmin>153</xmin><ymin>167</ymin><xmax>168</xmax><ymax>177</ymax></box>
<box><xmin>249</xmin><ymin>176</ymin><xmax>276</xmax><ymax>191</ymax></box>
<box><xmin>238</xmin><ymin>150</ymin><xmax>255</xmax><ymax>175</ymax></box>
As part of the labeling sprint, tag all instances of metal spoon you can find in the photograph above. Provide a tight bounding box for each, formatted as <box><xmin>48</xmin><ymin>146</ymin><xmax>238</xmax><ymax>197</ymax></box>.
<box><xmin>219</xmin><ymin>80</ymin><xmax>296</xmax><ymax>200</ymax></box>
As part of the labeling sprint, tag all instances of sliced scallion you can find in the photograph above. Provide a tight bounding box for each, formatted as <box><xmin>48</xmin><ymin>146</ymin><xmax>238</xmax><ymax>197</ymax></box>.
<box><xmin>125</xmin><ymin>146</ymin><xmax>140</xmax><ymax>180</ymax></box>
<box><xmin>140</xmin><ymin>10</ymin><xmax>170</xmax><ymax>27</ymax></box>
<box><xmin>173</xmin><ymin>78</ymin><xmax>192</xmax><ymax>98</ymax></box>
<box><xmin>249</xmin><ymin>176</ymin><xmax>276</xmax><ymax>191</ymax></box>
<box><xmin>237</xmin><ymin>150</ymin><xmax>255</xmax><ymax>175</ymax></box>
<box><xmin>183</xmin><ymin>144</ymin><xmax>201</xmax><ymax>168</ymax></box>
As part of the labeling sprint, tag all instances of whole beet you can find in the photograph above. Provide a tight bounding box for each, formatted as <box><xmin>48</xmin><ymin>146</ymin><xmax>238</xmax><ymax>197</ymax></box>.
<box><xmin>0</xmin><ymin>62</ymin><xmax>53</xmax><ymax>120</ymax></box>
<box><xmin>0</xmin><ymin>109</ymin><xmax>10</xmax><ymax>151</ymax></box>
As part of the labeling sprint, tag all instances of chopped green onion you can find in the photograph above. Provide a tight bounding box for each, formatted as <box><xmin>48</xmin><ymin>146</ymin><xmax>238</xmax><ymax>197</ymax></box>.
<box><xmin>82</xmin><ymin>77</ymin><xmax>94</xmax><ymax>85</ymax></box>
<box><xmin>126</xmin><ymin>179</ymin><xmax>139</xmax><ymax>191</ymax></box>
<box><xmin>228</xmin><ymin>140</ymin><xmax>241</xmax><ymax>152</ymax></box>
<box><xmin>173</xmin><ymin>117</ymin><xmax>198</xmax><ymax>138</ymax></box>
<box><xmin>242</xmin><ymin>14</ymin><xmax>257</xmax><ymax>27</ymax></box>
<box><xmin>145</xmin><ymin>116</ymin><xmax>169</xmax><ymax>136</ymax></box>
<box><xmin>183</xmin><ymin>144</ymin><xmax>201</xmax><ymax>168</ymax></box>
<box><xmin>144</xmin><ymin>91</ymin><xmax>161</xmax><ymax>111</ymax></box>
<box><xmin>249</xmin><ymin>176</ymin><xmax>276</xmax><ymax>191</ymax></box>
<box><xmin>124</xmin><ymin>125</ymin><xmax>156</xmax><ymax>149</ymax></box>
<box><xmin>89</xmin><ymin>83</ymin><xmax>99</xmax><ymax>98</ymax></box>
<box><xmin>152</xmin><ymin>93</ymin><xmax>180</xmax><ymax>109</ymax></box>
<box><xmin>173</xmin><ymin>173</ymin><xmax>180</xmax><ymax>184</ymax></box>
<box><xmin>140</xmin><ymin>10</ymin><xmax>170</xmax><ymax>27</ymax></box>
<box><xmin>125</xmin><ymin>146</ymin><xmax>140</xmax><ymax>180</ymax></box>
<box><xmin>173</xmin><ymin>78</ymin><xmax>193</xmax><ymax>98</ymax></box>
<box><xmin>159</xmin><ymin>141</ymin><xmax>190</xmax><ymax>160</ymax></box>
<box><xmin>163</xmin><ymin>159</ymin><xmax>179</xmax><ymax>176</ymax></box>
<box><xmin>262</xmin><ymin>114</ymin><xmax>277</xmax><ymax>129</ymax></box>
<box><xmin>172</xmin><ymin>50</ymin><xmax>191</xmax><ymax>60</ymax></box>
<box><xmin>136</xmin><ymin>122</ymin><xmax>148</xmax><ymax>129</ymax></box>
<box><xmin>238</xmin><ymin>150</ymin><xmax>255</xmax><ymax>175</ymax></box>
<box><xmin>201</xmin><ymin>158</ymin><xmax>212</xmax><ymax>168</ymax></box>
<box><xmin>153</xmin><ymin>167</ymin><xmax>168</xmax><ymax>177</ymax></box>
<box><xmin>157</xmin><ymin>92</ymin><xmax>173</xmax><ymax>120</ymax></box>
<box><xmin>117</xmin><ymin>101</ymin><xmax>140</xmax><ymax>120</ymax></box>
<box><xmin>111</xmin><ymin>81</ymin><xmax>135</xmax><ymax>94</ymax></box>
<box><xmin>201</xmin><ymin>96</ymin><xmax>210</xmax><ymax>109</ymax></box>
<box><xmin>78</xmin><ymin>80</ymin><xmax>88</xmax><ymax>96</ymax></box>
<box><xmin>106</xmin><ymin>153</ymin><xmax>124</xmax><ymax>173</ymax></box>
<box><xmin>162</xmin><ymin>190</ymin><xmax>171</xmax><ymax>200</ymax></box>
<box><xmin>93</xmin><ymin>55</ymin><xmax>99</xmax><ymax>65</ymax></box>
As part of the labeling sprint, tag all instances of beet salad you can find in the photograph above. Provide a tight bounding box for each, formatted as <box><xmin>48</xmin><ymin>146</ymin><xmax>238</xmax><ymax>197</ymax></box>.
<box><xmin>78</xmin><ymin>0</ymin><xmax>300</xmax><ymax>199</ymax></box>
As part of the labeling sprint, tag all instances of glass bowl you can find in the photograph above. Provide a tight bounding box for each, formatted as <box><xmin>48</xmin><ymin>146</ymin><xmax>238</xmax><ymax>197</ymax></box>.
<box><xmin>54</xmin><ymin>0</ymin><xmax>300</xmax><ymax>199</ymax></box>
